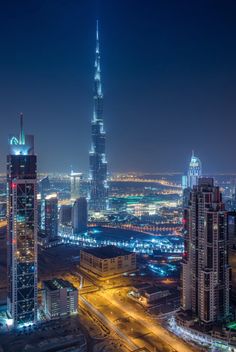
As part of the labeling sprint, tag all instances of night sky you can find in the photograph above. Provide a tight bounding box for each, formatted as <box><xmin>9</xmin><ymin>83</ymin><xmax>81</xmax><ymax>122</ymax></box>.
<box><xmin>0</xmin><ymin>1</ymin><xmax>236</xmax><ymax>174</ymax></box>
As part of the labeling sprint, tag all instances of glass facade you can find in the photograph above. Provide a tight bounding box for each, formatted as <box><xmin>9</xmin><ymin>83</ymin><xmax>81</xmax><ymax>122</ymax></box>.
<box><xmin>45</xmin><ymin>194</ymin><xmax>58</xmax><ymax>240</ymax></box>
<box><xmin>7</xmin><ymin>128</ymin><xmax>38</xmax><ymax>327</ymax></box>
<box><xmin>89</xmin><ymin>21</ymin><xmax>108</xmax><ymax>212</ymax></box>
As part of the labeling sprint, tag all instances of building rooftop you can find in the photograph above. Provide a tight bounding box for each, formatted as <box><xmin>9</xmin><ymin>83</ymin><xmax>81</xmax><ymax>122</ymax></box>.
<box><xmin>81</xmin><ymin>245</ymin><xmax>133</xmax><ymax>259</ymax></box>
<box><xmin>145</xmin><ymin>286</ymin><xmax>169</xmax><ymax>295</ymax></box>
<box><xmin>43</xmin><ymin>278</ymin><xmax>77</xmax><ymax>292</ymax></box>
<box><xmin>132</xmin><ymin>283</ymin><xmax>151</xmax><ymax>290</ymax></box>
<box><xmin>45</xmin><ymin>193</ymin><xmax>57</xmax><ymax>200</ymax></box>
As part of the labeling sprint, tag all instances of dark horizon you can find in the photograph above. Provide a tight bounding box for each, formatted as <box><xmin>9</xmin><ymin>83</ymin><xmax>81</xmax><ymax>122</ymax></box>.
<box><xmin>0</xmin><ymin>1</ymin><xmax>236</xmax><ymax>174</ymax></box>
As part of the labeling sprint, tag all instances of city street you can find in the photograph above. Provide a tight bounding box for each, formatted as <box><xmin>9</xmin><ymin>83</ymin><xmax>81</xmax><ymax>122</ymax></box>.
<box><xmin>81</xmin><ymin>288</ymin><xmax>199</xmax><ymax>352</ymax></box>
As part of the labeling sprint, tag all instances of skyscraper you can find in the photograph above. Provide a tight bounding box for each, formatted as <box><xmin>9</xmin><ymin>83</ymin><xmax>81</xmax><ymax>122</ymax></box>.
<box><xmin>89</xmin><ymin>21</ymin><xmax>108</xmax><ymax>212</ymax></box>
<box><xmin>39</xmin><ymin>176</ymin><xmax>50</xmax><ymax>199</ymax></box>
<box><xmin>38</xmin><ymin>176</ymin><xmax>51</xmax><ymax>232</ymax></box>
<box><xmin>187</xmin><ymin>151</ymin><xmax>202</xmax><ymax>189</ymax></box>
<box><xmin>181</xmin><ymin>178</ymin><xmax>230</xmax><ymax>327</ymax></box>
<box><xmin>44</xmin><ymin>194</ymin><xmax>58</xmax><ymax>241</ymax></box>
<box><xmin>72</xmin><ymin>197</ymin><xmax>88</xmax><ymax>233</ymax></box>
<box><xmin>70</xmin><ymin>171</ymin><xmax>82</xmax><ymax>201</ymax></box>
<box><xmin>59</xmin><ymin>204</ymin><xmax>72</xmax><ymax>226</ymax></box>
<box><xmin>182</xmin><ymin>151</ymin><xmax>202</xmax><ymax>208</ymax></box>
<box><xmin>7</xmin><ymin>115</ymin><xmax>38</xmax><ymax>327</ymax></box>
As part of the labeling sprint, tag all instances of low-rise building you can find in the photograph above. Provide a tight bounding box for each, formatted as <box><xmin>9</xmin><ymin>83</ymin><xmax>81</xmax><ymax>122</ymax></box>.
<box><xmin>42</xmin><ymin>278</ymin><xmax>78</xmax><ymax>319</ymax></box>
<box><xmin>142</xmin><ymin>287</ymin><xmax>170</xmax><ymax>304</ymax></box>
<box><xmin>130</xmin><ymin>283</ymin><xmax>151</xmax><ymax>298</ymax></box>
<box><xmin>80</xmin><ymin>245</ymin><xmax>136</xmax><ymax>278</ymax></box>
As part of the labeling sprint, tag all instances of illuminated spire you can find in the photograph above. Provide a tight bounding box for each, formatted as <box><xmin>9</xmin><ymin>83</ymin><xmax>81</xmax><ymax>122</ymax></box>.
<box><xmin>19</xmin><ymin>112</ymin><xmax>25</xmax><ymax>145</ymax></box>
<box><xmin>96</xmin><ymin>20</ymin><xmax>99</xmax><ymax>51</ymax></box>
<box><xmin>89</xmin><ymin>20</ymin><xmax>108</xmax><ymax>211</ymax></box>
<box><xmin>94</xmin><ymin>20</ymin><xmax>102</xmax><ymax>97</ymax></box>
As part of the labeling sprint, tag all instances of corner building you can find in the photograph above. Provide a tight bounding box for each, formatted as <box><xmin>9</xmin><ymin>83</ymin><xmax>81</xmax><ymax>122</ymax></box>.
<box><xmin>182</xmin><ymin>178</ymin><xmax>230</xmax><ymax>327</ymax></box>
<box><xmin>7</xmin><ymin>116</ymin><xmax>38</xmax><ymax>327</ymax></box>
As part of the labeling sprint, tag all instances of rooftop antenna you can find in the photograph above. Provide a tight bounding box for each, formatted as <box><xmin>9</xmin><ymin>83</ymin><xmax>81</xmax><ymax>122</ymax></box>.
<box><xmin>19</xmin><ymin>112</ymin><xmax>25</xmax><ymax>145</ymax></box>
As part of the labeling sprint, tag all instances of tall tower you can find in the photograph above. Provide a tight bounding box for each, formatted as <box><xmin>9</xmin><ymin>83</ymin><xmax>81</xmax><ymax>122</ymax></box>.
<box><xmin>44</xmin><ymin>194</ymin><xmax>58</xmax><ymax>241</ymax></box>
<box><xmin>72</xmin><ymin>197</ymin><xmax>88</xmax><ymax>233</ymax></box>
<box><xmin>181</xmin><ymin>178</ymin><xmax>230</xmax><ymax>327</ymax></box>
<box><xmin>182</xmin><ymin>151</ymin><xmax>202</xmax><ymax>208</ymax></box>
<box><xmin>7</xmin><ymin>115</ymin><xmax>38</xmax><ymax>327</ymax></box>
<box><xmin>70</xmin><ymin>171</ymin><xmax>82</xmax><ymax>201</ymax></box>
<box><xmin>187</xmin><ymin>151</ymin><xmax>202</xmax><ymax>188</ymax></box>
<box><xmin>89</xmin><ymin>21</ymin><xmax>108</xmax><ymax>212</ymax></box>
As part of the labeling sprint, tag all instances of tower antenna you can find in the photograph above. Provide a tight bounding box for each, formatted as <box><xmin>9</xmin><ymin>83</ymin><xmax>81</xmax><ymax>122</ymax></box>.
<box><xmin>19</xmin><ymin>112</ymin><xmax>25</xmax><ymax>145</ymax></box>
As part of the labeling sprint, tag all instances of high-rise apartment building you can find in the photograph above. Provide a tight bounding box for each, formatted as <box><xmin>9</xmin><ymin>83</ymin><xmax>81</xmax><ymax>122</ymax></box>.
<box><xmin>182</xmin><ymin>152</ymin><xmax>202</xmax><ymax>189</ymax></box>
<box><xmin>7</xmin><ymin>115</ymin><xmax>38</xmax><ymax>327</ymax></box>
<box><xmin>187</xmin><ymin>151</ymin><xmax>202</xmax><ymax>189</ymax></box>
<box><xmin>89</xmin><ymin>21</ymin><xmax>108</xmax><ymax>212</ymax></box>
<box><xmin>182</xmin><ymin>151</ymin><xmax>202</xmax><ymax>208</ymax></box>
<box><xmin>181</xmin><ymin>178</ymin><xmax>230</xmax><ymax>327</ymax></box>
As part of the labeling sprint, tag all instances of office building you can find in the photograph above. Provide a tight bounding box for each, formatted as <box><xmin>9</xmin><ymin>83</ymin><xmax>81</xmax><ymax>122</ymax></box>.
<box><xmin>59</xmin><ymin>204</ymin><xmax>72</xmax><ymax>226</ymax></box>
<box><xmin>72</xmin><ymin>197</ymin><xmax>88</xmax><ymax>233</ymax></box>
<box><xmin>181</xmin><ymin>178</ymin><xmax>230</xmax><ymax>327</ymax></box>
<box><xmin>70</xmin><ymin>171</ymin><xmax>82</xmax><ymax>201</ymax></box>
<box><xmin>226</xmin><ymin>190</ymin><xmax>236</xmax><ymax>211</ymax></box>
<box><xmin>89</xmin><ymin>21</ymin><xmax>108</xmax><ymax>212</ymax></box>
<box><xmin>44</xmin><ymin>194</ymin><xmax>58</xmax><ymax>240</ymax></box>
<box><xmin>7</xmin><ymin>115</ymin><xmax>38</xmax><ymax>327</ymax></box>
<box><xmin>80</xmin><ymin>245</ymin><xmax>136</xmax><ymax>278</ymax></box>
<box><xmin>0</xmin><ymin>201</ymin><xmax>6</xmax><ymax>220</ymax></box>
<box><xmin>37</xmin><ymin>194</ymin><xmax>42</xmax><ymax>232</ymax></box>
<box><xmin>39</xmin><ymin>176</ymin><xmax>50</xmax><ymax>199</ymax></box>
<box><xmin>42</xmin><ymin>279</ymin><xmax>78</xmax><ymax>319</ymax></box>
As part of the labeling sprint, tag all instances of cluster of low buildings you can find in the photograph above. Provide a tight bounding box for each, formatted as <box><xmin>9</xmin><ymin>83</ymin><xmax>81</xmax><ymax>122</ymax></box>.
<box><xmin>38</xmin><ymin>182</ymin><xmax>88</xmax><ymax>249</ymax></box>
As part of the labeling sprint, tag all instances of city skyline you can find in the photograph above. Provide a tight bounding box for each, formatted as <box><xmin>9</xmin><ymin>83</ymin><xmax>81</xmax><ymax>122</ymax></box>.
<box><xmin>0</xmin><ymin>1</ymin><xmax>236</xmax><ymax>174</ymax></box>
<box><xmin>1</xmin><ymin>3</ymin><xmax>236</xmax><ymax>351</ymax></box>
